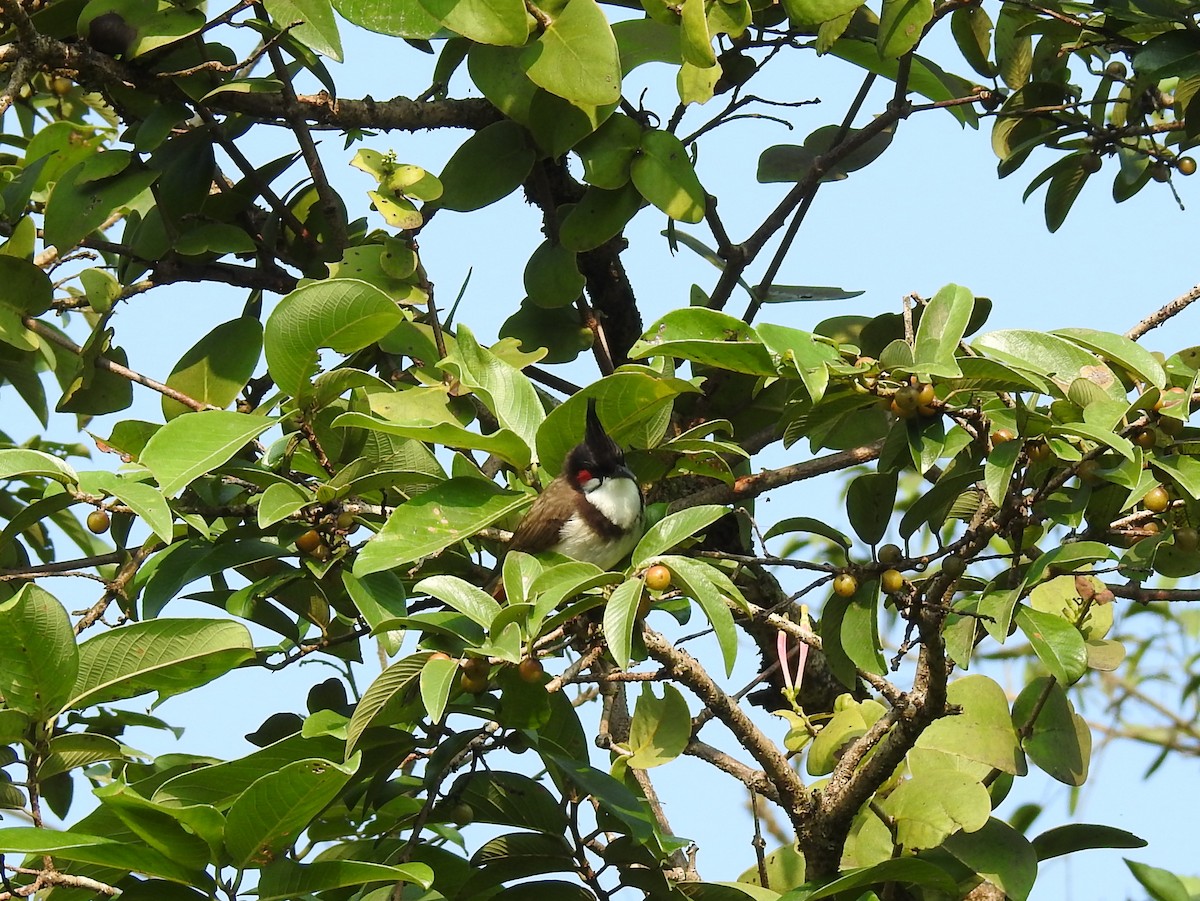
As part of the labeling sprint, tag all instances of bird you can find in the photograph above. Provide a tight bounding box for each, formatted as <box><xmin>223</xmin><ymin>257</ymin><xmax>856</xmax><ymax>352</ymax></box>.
<box><xmin>504</xmin><ymin>399</ymin><xmax>644</xmax><ymax>571</ymax></box>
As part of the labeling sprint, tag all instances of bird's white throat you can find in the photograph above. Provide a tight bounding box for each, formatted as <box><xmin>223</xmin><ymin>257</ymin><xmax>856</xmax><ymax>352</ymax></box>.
<box><xmin>585</xmin><ymin>476</ymin><xmax>642</xmax><ymax>530</ymax></box>
<box><xmin>555</xmin><ymin>476</ymin><xmax>643</xmax><ymax>569</ymax></box>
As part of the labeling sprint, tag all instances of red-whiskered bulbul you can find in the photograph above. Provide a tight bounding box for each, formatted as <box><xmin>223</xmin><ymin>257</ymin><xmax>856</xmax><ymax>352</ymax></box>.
<box><xmin>505</xmin><ymin>399</ymin><xmax>644</xmax><ymax>570</ymax></box>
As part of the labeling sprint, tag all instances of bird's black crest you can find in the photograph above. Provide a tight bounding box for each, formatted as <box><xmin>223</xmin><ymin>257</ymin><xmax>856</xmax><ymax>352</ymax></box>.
<box><xmin>567</xmin><ymin>399</ymin><xmax>625</xmax><ymax>479</ymax></box>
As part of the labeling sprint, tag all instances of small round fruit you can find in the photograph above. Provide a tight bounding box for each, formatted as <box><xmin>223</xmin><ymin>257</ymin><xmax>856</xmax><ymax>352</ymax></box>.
<box><xmin>1077</xmin><ymin>459</ymin><xmax>1103</xmax><ymax>484</ymax></box>
<box><xmin>1179</xmin><ymin>156</ymin><xmax>1197</xmax><ymax>176</ymax></box>
<box><xmin>447</xmin><ymin>802</ymin><xmax>474</xmax><ymax>827</ymax></box>
<box><xmin>1144</xmin><ymin>485</ymin><xmax>1171</xmax><ymax>513</ymax></box>
<box><xmin>460</xmin><ymin>670</ymin><xmax>489</xmax><ymax>694</ymax></box>
<box><xmin>50</xmin><ymin>76</ymin><xmax>73</xmax><ymax>96</ymax></box>
<box><xmin>1081</xmin><ymin>153</ymin><xmax>1102</xmax><ymax>174</ymax></box>
<box><xmin>942</xmin><ymin>555</ymin><xmax>967</xmax><ymax>579</ymax></box>
<box><xmin>1142</xmin><ymin>520</ymin><xmax>1161</xmax><ymax>535</ymax></box>
<box><xmin>881</xmin><ymin>569</ymin><xmax>906</xmax><ymax>594</ymax></box>
<box><xmin>1160</xmin><ymin>416</ymin><xmax>1185</xmax><ymax>437</ymax></box>
<box><xmin>517</xmin><ymin>657</ymin><xmax>545</xmax><ymax>684</ymax></box>
<box><xmin>503</xmin><ymin>731</ymin><xmax>530</xmax><ymax>754</ymax></box>
<box><xmin>1151</xmin><ymin>161</ymin><xmax>1172</xmax><ymax>183</ymax></box>
<box><xmin>893</xmin><ymin>385</ymin><xmax>921</xmax><ymax>413</ymax></box>
<box><xmin>1027</xmin><ymin>441</ymin><xmax>1052</xmax><ymax>463</ymax></box>
<box><xmin>1174</xmin><ymin>527</ymin><xmax>1199</xmax><ymax>552</ymax></box>
<box><xmin>86</xmin><ymin>509</ymin><xmax>111</xmax><ymax>534</ymax></box>
<box><xmin>335</xmin><ymin>511</ymin><xmax>356</xmax><ymax>530</ymax></box>
<box><xmin>296</xmin><ymin>529</ymin><xmax>324</xmax><ymax>555</ymax></box>
<box><xmin>1132</xmin><ymin>427</ymin><xmax>1158</xmax><ymax>449</ymax></box>
<box><xmin>428</xmin><ymin>651</ymin><xmax>451</xmax><ymax>663</ymax></box>
<box><xmin>878</xmin><ymin>543</ymin><xmax>903</xmax><ymax>565</ymax></box>
<box><xmin>990</xmin><ymin>428</ymin><xmax>1016</xmax><ymax>445</ymax></box>
<box><xmin>832</xmin><ymin>572</ymin><xmax>858</xmax><ymax>597</ymax></box>
<box><xmin>1105</xmin><ymin>60</ymin><xmax>1128</xmax><ymax>79</ymax></box>
<box><xmin>645</xmin><ymin>564</ymin><xmax>672</xmax><ymax>591</ymax></box>
<box><xmin>915</xmin><ymin>383</ymin><xmax>936</xmax><ymax>406</ymax></box>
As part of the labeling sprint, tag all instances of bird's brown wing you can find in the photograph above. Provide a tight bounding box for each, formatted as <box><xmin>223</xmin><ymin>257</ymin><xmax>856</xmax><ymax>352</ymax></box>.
<box><xmin>507</xmin><ymin>477</ymin><xmax>573</xmax><ymax>553</ymax></box>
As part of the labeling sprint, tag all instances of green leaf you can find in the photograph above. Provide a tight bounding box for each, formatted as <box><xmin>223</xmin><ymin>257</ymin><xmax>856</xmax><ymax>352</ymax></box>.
<box><xmin>630</xmin><ymin>130</ymin><xmax>706</xmax><ymax>223</ymax></box>
<box><xmin>153</xmin><ymin>732</ymin><xmax>347</xmax><ymax>808</ymax></box>
<box><xmin>69</xmin><ymin>619</ymin><xmax>255</xmax><ymax>710</ymax></box>
<box><xmin>942</xmin><ymin>818</ymin><xmax>1037</xmax><ymax>901</ymax></box>
<box><xmin>679</xmin><ymin>0</ymin><xmax>715</xmax><ymax>67</ymax></box>
<box><xmin>762</xmin><ymin>516</ymin><xmax>852</xmax><ymax>549</ymax></box>
<box><xmin>447</xmin><ymin>770</ymin><xmax>569</xmax><ymax>833</ymax></box>
<box><xmin>0</xmin><ymin>827</ymin><xmax>206</xmax><ymax>885</ymax></box>
<box><xmin>877</xmin><ymin>0</ymin><xmax>932</xmax><ymax>59</ymax></box>
<box><xmin>355</xmin><ymin>479</ymin><xmax>529</xmax><ymax>574</ymax></box>
<box><xmin>84</xmin><ymin>470</ymin><xmax>174</xmax><ymax>544</ymax></box>
<box><xmin>628</xmin><ymin>308</ymin><xmax>774</xmax><ymax>375</ymax></box>
<box><xmin>438</xmin><ymin>121</ymin><xmax>537</xmax><ymax>211</ymax></box>
<box><xmin>912</xmin><ymin>284</ymin><xmax>971</xmax><ymax>377</ymax></box>
<box><xmin>0</xmin><ymin>257</ymin><xmax>52</xmax><ymax>351</ymax></box>
<box><xmin>525</xmin><ymin>239</ymin><xmax>585</xmax><ymax>308</ymax></box>
<box><xmin>660</xmin><ymin>555</ymin><xmax>739</xmax><ymax>675</ymax></box>
<box><xmin>332</xmin><ymin>0</ymin><xmax>441</xmax><ymax>38</ymax></box>
<box><xmin>415</xmin><ymin>575</ymin><xmax>502</xmax><ymax>628</ymax></box>
<box><xmin>808</xmin><ymin>697</ymin><xmax>886</xmax><ymax>776</ymax></box>
<box><xmin>256</xmin><ymin>481</ymin><xmax>310</xmax><ymax>529</ymax></box>
<box><xmin>973</xmin><ymin>329</ymin><xmax>1124</xmax><ymax>402</ymax></box>
<box><xmin>44</xmin><ymin>159</ymin><xmax>158</xmax><ymax>253</ymax></box>
<box><xmin>0</xmin><ymin>448</ymin><xmax>79</xmax><ymax>486</ymax></box>
<box><xmin>418</xmin><ymin>0</ymin><xmax>528</xmax><ymax>43</ymax></box>
<box><xmin>38</xmin><ymin>733</ymin><xmax>125</xmax><ymax>780</ymax></box>
<box><xmin>915</xmin><ymin>674</ymin><xmax>1025</xmax><ymax>774</ymax></box>
<box><xmin>345</xmin><ymin>653</ymin><xmax>426</xmax><ymax>755</ymax></box>
<box><xmin>225</xmin><ymin>755</ymin><xmax>359</xmax><ymax>868</ymax></box>
<box><xmin>559</xmin><ymin>182</ymin><xmax>645</xmax><ymax>251</ymax></box>
<box><xmin>1052</xmin><ymin>328</ymin><xmax>1166</xmax><ymax>390</ymax></box>
<box><xmin>542</xmin><ymin>753</ymin><xmax>655</xmax><ymax>841</ymax></box>
<box><xmin>1126</xmin><ymin>860</ymin><xmax>1192</xmax><ymax>901</ymax></box>
<box><xmin>92</xmin><ymin>781</ymin><xmax>219</xmax><ymax>873</ymax></box>
<box><xmin>756</xmin><ymin>322</ymin><xmax>841</xmax><ymax>401</ymax></box>
<box><xmin>439</xmin><ymin>325</ymin><xmax>545</xmax><ymax>454</ymax></box>
<box><xmin>163</xmin><ymin>317</ymin><xmax>263</xmax><ymax>421</ymax></box>
<box><xmin>1015</xmin><ymin>605</ymin><xmax>1087</xmax><ymax>686</ymax></box>
<box><xmin>258</xmin><ymin>859</ymin><xmax>434</xmax><ymax>901</ymax></box>
<box><xmin>1023</xmin><ymin>541</ymin><xmax>1114</xmax><ymax>586</ymax></box>
<box><xmin>1032</xmin><ymin>824</ymin><xmax>1146</xmax><ymax>861</ymax></box>
<box><xmin>780</xmin><ymin>0</ymin><xmax>864</xmax><ymax>26</ymax></box>
<box><xmin>263</xmin><ymin>0</ymin><xmax>342</xmax><ymax>59</ymax></box>
<box><xmin>983</xmin><ymin>437</ymin><xmax>1020</xmax><ymax>507</ymax></box>
<box><xmin>521</xmin><ymin>0</ymin><xmax>620</xmax><ymax>104</ymax></box>
<box><xmin>1012</xmin><ymin>677</ymin><xmax>1090</xmax><ymax>786</ymax></box>
<box><xmin>575</xmin><ymin>113</ymin><xmax>642</xmax><ymax>189</ymax></box>
<box><xmin>632</xmin><ymin>504</ymin><xmax>727</xmax><ymax>565</ymax></box>
<box><xmin>950</xmin><ymin>4</ymin><xmax>996</xmax><ymax>78</ymax></box>
<box><xmin>623</xmin><ymin>683</ymin><xmax>690</xmax><ymax>769</ymax></box>
<box><xmin>881</xmin><ymin>768</ymin><xmax>990</xmax><ymax>849</ymax></box>
<box><xmin>0</xmin><ymin>584</ymin><xmax>79</xmax><ymax>719</ymax></box>
<box><xmin>139</xmin><ymin>411</ymin><xmax>276</xmax><ymax>497</ymax></box>
<box><xmin>602</xmin><ymin>577</ymin><xmax>644</xmax><ymax>670</ymax></box>
<box><xmin>846</xmin><ymin>470</ymin><xmax>897</xmax><ymax>545</ymax></box>
<box><xmin>419</xmin><ymin>655</ymin><xmax>460</xmax><ymax>723</ymax></box>
<box><xmin>264</xmin><ymin>279</ymin><xmax>404</xmax><ymax>397</ymax></box>
<box><xmin>804</xmin><ymin>858</ymin><xmax>957</xmax><ymax>899</ymax></box>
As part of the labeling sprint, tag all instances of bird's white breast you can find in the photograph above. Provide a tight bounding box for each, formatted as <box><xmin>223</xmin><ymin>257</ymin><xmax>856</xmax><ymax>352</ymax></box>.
<box><xmin>554</xmin><ymin>477</ymin><xmax>643</xmax><ymax>569</ymax></box>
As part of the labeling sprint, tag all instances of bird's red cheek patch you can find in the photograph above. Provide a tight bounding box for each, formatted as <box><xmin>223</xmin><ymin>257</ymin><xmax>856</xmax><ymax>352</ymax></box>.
<box><xmin>575</xmin><ymin>469</ymin><xmax>592</xmax><ymax>486</ymax></box>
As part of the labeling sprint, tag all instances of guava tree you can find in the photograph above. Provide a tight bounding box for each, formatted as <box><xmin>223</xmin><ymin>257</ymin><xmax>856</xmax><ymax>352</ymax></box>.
<box><xmin>2</xmin><ymin>0</ymin><xmax>1200</xmax><ymax>898</ymax></box>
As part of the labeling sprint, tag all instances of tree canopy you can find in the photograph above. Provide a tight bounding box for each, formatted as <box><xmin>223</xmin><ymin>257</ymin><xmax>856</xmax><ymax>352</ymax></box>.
<box><xmin>2</xmin><ymin>0</ymin><xmax>1200</xmax><ymax>898</ymax></box>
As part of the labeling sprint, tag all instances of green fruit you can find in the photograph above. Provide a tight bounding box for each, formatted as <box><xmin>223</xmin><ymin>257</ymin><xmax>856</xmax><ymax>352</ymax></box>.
<box><xmin>1081</xmin><ymin>153</ymin><xmax>1102</xmax><ymax>174</ymax></box>
<box><xmin>893</xmin><ymin>386</ymin><xmax>920</xmax><ymax>413</ymax></box>
<box><xmin>1151</xmin><ymin>162</ymin><xmax>1172</xmax><ymax>183</ymax></box>
<box><xmin>1174</xmin><ymin>527</ymin><xmax>1199</xmax><ymax>552</ymax></box>
<box><xmin>1104</xmin><ymin>60</ymin><xmax>1127</xmax><ymax>79</ymax></box>
<box><xmin>447</xmin><ymin>802</ymin><xmax>474</xmax><ymax>827</ymax></box>
<box><xmin>942</xmin><ymin>555</ymin><xmax>967</xmax><ymax>578</ymax></box>
<box><xmin>86</xmin><ymin>509</ymin><xmax>111</xmax><ymax>534</ymax></box>
<box><xmin>1144</xmin><ymin>485</ymin><xmax>1171</xmax><ymax>513</ymax></box>
<box><xmin>878</xmin><ymin>543</ymin><xmax>903</xmax><ymax>565</ymax></box>
<box><xmin>1132</xmin><ymin>427</ymin><xmax>1157</xmax><ymax>449</ymax></box>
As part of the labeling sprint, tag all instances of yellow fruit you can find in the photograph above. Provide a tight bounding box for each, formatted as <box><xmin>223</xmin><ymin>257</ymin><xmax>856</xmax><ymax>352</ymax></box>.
<box><xmin>296</xmin><ymin>529</ymin><xmax>324</xmax><ymax>555</ymax></box>
<box><xmin>86</xmin><ymin>509</ymin><xmax>111</xmax><ymax>534</ymax></box>
<box><xmin>645</xmin><ymin>564</ymin><xmax>671</xmax><ymax>591</ymax></box>
<box><xmin>881</xmin><ymin>569</ymin><xmax>905</xmax><ymax>594</ymax></box>
<box><xmin>1179</xmin><ymin>157</ymin><xmax>1197</xmax><ymax>176</ymax></box>
<box><xmin>991</xmin><ymin>428</ymin><xmax>1016</xmax><ymax>445</ymax></box>
<box><xmin>833</xmin><ymin>572</ymin><xmax>858</xmax><ymax>597</ymax></box>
